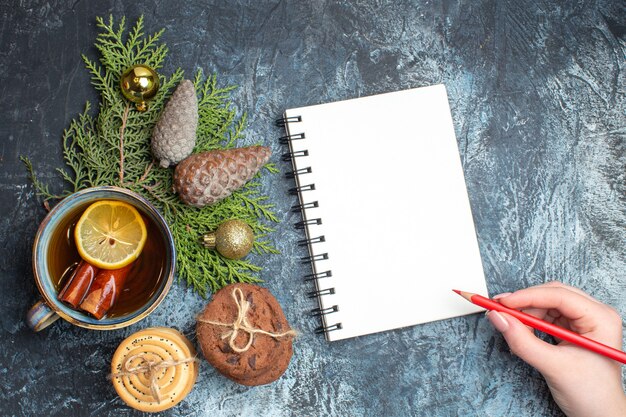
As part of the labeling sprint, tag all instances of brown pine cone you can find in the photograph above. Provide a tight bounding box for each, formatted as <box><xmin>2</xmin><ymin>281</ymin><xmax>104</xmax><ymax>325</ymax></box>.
<box><xmin>151</xmin><ymin>79</ymin><xmax>198</xmax><ymax>168</ymax></box>
<box><xmin>173</xmin><ymin>146</ymin><xmax>272</xmax><ymax>207</ymax></box>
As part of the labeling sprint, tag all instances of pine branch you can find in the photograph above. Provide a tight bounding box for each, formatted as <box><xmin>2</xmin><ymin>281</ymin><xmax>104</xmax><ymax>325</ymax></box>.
<box><xmin>22</xmin><ymin>16</ymin><xmax>279</xmax><ymax>297</ymax></box>
<box><xmin>20</xmin><ymin>157</ymin><xmax>66</xmax><ymax>200</ymax></box>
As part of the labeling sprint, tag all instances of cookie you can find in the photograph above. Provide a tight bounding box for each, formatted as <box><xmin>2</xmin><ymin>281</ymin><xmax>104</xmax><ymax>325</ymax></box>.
<box><xmin>227</xmin><ymin>354</ymin><xmax>293</xmax><ymax>386</ymax></box>
<box><xmin>196</xmin><ymin>283</ymin><xmax>295</xmax><ymax>385</ymax></box>
<box><xmin>111</xmin><ymin>327</ymin><xmax>198</xmax><ymax>413</ymax></box>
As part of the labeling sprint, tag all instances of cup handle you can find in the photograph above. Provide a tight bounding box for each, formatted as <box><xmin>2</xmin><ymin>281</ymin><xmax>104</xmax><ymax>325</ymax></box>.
<box><xmin>27</xmin><ymin>300</ymin><xmax>60</xmax><ymax>331</ymax></box>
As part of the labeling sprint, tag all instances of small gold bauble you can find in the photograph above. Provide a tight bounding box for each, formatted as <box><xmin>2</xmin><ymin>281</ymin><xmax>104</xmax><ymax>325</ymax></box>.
<box><xmin>120</xmin><ymin>64</ymin><xmax>160</xmax><ymax>112</ymax></box>
<box><xmin>202</xmin><ymin>219</ymin><xmax>254</xmax><ymax>260</ymax></box>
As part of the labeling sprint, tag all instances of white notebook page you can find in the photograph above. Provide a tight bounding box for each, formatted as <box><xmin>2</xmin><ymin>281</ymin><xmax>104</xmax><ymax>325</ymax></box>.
<box><xmin>284</xmin><ymin>85</ymin><xmax>488</xmax><ymax>342</ymax></box>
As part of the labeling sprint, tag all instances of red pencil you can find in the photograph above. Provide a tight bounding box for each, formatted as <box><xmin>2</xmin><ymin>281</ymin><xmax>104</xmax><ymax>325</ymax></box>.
<box><xmin>453</xmin><ymin>289</ymin><xmax>626</xmax><ymax>365</ymax></box>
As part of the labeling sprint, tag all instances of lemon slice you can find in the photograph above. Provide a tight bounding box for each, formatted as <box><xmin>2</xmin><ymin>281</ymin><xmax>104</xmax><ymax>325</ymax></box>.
<box><xmin>75</xmin><ymin>200</ymin><xmax>147</xmax><ymax>270</ymax></box>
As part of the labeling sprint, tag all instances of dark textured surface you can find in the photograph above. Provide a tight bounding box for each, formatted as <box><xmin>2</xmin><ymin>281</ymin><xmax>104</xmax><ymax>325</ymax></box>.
<box><xmin>1</xmin><ymin>1</ymin><xmax>624</xmax><ymax>416</ymax></box>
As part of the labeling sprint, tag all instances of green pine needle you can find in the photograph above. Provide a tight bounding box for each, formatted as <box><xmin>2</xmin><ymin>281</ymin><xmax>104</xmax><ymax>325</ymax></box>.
<box><xmin>22</xmin><ymin>15</ymin><xmax>279</xmax><ymax>297</ymax></box>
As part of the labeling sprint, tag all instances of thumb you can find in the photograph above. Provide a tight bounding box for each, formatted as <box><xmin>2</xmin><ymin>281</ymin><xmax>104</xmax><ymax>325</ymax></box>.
<box><xmin>488</xmin><ymin>311</ymin><xmax>559</xmax><ymax>373</ymax></box>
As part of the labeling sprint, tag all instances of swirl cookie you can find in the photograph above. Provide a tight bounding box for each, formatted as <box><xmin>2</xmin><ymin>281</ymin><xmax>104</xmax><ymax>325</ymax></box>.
<box><xmin>110</xmin><ymin>327</ymin><xmax>198</xmax><ymax>413</ymax></box>
<box><xmin>196</xmin><ymin>283</ymin><xmax>295</xmax><ymax>386</ymax></box>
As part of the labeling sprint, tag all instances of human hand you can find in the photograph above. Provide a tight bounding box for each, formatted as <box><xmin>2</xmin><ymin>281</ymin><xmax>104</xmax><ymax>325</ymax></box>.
<box><xmin>487</xmin><ymin>282</ymin><xmax>626</xmax><ymax>417</ymax></box>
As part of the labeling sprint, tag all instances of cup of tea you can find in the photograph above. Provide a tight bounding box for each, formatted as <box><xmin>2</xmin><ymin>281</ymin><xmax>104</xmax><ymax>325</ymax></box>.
<box><xmin>26</xmin><ymin>186</ymin><xmax>176</xmax><ymax>331</ymax></box>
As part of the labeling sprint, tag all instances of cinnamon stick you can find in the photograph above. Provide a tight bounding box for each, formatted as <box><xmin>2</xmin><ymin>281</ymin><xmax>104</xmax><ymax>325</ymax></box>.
<box><xmin>57</xmin><ymin>260</ymin><xmax>99</xmax><ymax>308</ymax></box>
<box><xmin>79</xmin><ymin>263</ymin><xmax>134</xmax><ymax>319</ymax></box>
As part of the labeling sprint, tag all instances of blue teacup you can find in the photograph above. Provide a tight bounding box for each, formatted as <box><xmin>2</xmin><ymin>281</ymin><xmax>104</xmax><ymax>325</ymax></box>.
<box><xmin>27</xmin><ymin>186</ymin><xmax>176</xmax><ymax>331</ymax></box>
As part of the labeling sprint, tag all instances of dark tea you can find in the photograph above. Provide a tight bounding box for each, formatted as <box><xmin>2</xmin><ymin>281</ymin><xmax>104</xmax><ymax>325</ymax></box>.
<box><xmin>48</xmin><ymin>201</ymin><xmax>167</xmax><ymax>318</ymax></box>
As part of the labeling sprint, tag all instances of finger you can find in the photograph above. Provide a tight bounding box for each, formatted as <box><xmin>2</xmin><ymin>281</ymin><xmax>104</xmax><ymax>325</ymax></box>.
<box><xmin>530</xmin><ymin>281</ymin><xmax>600</xmax><ymax>303</ymax></box>
<box><xmin>521</xmin><ymin>307</ymin><xmax>549</xmax><ymax>320</ymax></box>
<box><xmin>553</xmin><ymin>316</ymin><xmax>572</xmax><ymax>331</ymax></box>
<box><xmin>487</xmin><ymin>311</ymin><xmax>560</xmax><ymax>373</ymax></box>
<box><xmin>520</xmin><ymin>307</ymin><xmax>549</xmax><ymax>331</ymax></box>
<box><xmin>492</xmin><ymin>292</ymin><xmax>512</xmax><ymax>300</ymax></box>
<box><xmin>546</xmin><ymin>310</ymin><xmax>563</xmax><ymax>324</ymax></box>
<box><xmin>496</xmin><ymin>287</ymin><xmax>606</xmax><ymax>321</ymax></box>
<box><xmin>550</xmin><ymin>316</ymin><xmax>576</xmax><ymax>344</ymax></box>
<box><xmin>547</xmin><ymin>309</ymin><xmax>561</xmax><ymax>319</ymax></box>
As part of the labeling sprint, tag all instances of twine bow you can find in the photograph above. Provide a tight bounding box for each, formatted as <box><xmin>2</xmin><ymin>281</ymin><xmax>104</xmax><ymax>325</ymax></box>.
<box><xmin>197</xmin><ymin>287</ymin><xmax>297</xmax><ymax>353</ymax></box>
<box><xmin>111</xmin><ymin>354</ymin><xmax>197</xmax><ymax>404</ymax></box>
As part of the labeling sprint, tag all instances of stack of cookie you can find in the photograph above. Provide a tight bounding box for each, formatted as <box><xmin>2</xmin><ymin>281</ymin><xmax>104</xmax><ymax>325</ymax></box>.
<box><xmin>196</xmin><ymin>283</ymin><xmax>295</xmax><ymax>386</ymax></box>
<box><xmin>110</xmin><ymin>327</ymin><xmax>198</xmax><ymax>413</ymax></box>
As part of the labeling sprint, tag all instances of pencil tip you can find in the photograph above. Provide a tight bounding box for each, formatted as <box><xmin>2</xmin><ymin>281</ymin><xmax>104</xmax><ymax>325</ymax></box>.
<box><xmin>453</xmin><ymin>290</ymin><xmax>475</xmax><ymax>302</ymax></box>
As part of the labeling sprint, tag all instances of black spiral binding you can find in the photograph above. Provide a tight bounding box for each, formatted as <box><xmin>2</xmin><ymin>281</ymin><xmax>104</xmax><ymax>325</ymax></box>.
<box><xmin>304</xmin><ymin>270</ymin><xmax>332</xmax><ymax>281</ymax></box>
<box><xmin>311</xmin><ymin>305</ymin><xmax>339</xmax><ymax>317</ymax></box>
<box><xmin>285</xmin><ymin>166</ymin><xmax>312</xmax><ymax>179</ymax></box>
<box><xmin>281</xmin><ymin>149</ymin><xmax>308</xmax><ymax>162</ymax></box>
<box><xmin>279</xmin><ymin>132</ymin><xmax>305</xmax><ymax>145</ymax></box>
<box><xmin>277</xmin><ymin>114</ymin><xmax>341</xmax><ymax>337</ymax></box>
<box><xmin>291</xmin><ymin>201</ymin><xmax>318</xmax><ymax>212</ymax></box>
<box><xmin>298</xmin><ymin>235</ymin><xmax>325</xmax><ymax>246</ymax></box>
<box><xmin>275</xmin><ymin>115</ymin><xmax>302</xmax><ymax>127</ymax></box>
<box><xmin>295</xmin><ymin>218</ymin><xmax>321</xmax><ymax>229</ymax></box>
<box><xmin>315</xmin><ymin>323</ymin><xmax>343</xmax><ymax>334</ymax></box>
<box><xmin>288</xmin><ymin>183</ymin><xmax>315</xmax><ymax>195</ymax></box>
<box><xmin>301</xmin><ymin>253</ymin><xmax>328</xmax><ymax>263</ymax></box>
<box><xmin>307</xmin><ymin>287</ymin><xmax>335</xmax><ymax>298</ymax></box>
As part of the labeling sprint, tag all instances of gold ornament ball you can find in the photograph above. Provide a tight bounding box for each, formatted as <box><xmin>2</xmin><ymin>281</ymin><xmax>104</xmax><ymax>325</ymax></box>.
<box><xmin>202</xmin><ymin>219</ymin><xmax>254</xmax><ymax>260</ymax></box>
<box><xmin>120</xmin><ymin>64</ymin><xmax>160</xmax><ymax>111</ymax></box>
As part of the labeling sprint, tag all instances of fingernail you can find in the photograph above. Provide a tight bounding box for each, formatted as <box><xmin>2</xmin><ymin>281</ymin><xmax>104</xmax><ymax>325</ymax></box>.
<box><xmin>487</xmin><ymin>311</ymin><xmax>509</xmax><ymax>332</ymax></box>
<box><xmin>493</xmin><ymin>292</ymin><xmax>512</xmax><ymax>300</ymax></box>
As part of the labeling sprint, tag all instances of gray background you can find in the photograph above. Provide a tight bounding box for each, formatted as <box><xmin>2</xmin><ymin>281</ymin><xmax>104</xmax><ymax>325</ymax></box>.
<box><xmin>1</xmin><ymin>1</ymin><xmax>624</xmax><ymax>416</ymax></box>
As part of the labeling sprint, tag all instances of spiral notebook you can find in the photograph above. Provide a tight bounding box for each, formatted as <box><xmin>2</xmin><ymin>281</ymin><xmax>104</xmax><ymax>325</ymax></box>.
<box><xmin>278</xmin><ymin>85</ymin><xmax>488</xmax><ymax>342</ymax></box>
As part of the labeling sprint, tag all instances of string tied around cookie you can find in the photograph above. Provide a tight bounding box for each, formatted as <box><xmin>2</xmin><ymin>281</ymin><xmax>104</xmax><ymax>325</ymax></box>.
<box><xmin>197</xmin><ymin>287</ymin><xmax>297</xmax><ymax>353</ymax></box>
<box><xmin>111</xmin><ymin>354</ymin><xmax>198</xmax><ymax>404</ymax></box>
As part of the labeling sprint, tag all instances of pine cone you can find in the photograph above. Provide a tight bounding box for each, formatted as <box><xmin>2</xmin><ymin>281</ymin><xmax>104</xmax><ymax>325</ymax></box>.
<box><xmin>174</xmin><ymin>146</ymin><xmax>272</xmax><ymax>207</ymax></box>
<box><xmin>151</xmin><ymin>79</ymin><xmax>198</xmax><ymax>168</ymax></box>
